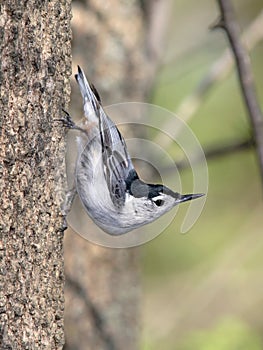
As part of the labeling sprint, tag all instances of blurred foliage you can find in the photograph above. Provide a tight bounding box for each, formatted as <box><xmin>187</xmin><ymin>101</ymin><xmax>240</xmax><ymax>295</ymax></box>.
<box><xmin>176</xmin><ymin>317</ymin><xmax>262</xmax><ymax>350</ymax></box>
<box><xmin>142</xmin><ymin>0</ymin><xmax>263</xmax><ymax>349</ymax></box>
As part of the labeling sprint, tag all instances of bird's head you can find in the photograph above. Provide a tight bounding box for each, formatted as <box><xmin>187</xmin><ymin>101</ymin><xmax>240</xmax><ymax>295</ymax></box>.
<box><xmin>129</xmin><ymin>179</ymin><xmax>204</xmax><ymax>222</ymax></box>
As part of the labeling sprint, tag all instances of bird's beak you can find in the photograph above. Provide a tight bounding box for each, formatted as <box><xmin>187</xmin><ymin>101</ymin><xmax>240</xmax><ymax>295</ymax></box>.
<box><xmin>177</xmin><ymin>193</ymin><xmax>205</xmax><ymax>203</ymax></box>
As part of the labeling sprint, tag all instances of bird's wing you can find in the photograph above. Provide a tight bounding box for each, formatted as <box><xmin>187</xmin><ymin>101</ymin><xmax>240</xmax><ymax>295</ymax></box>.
<box><xmin>99</xmin><ymin>108</ymin><xmax>136</xmax><ymax>207</ymax></box>
<box><xmin>75</xmin><ymin>66</ymin><xmax>135</xmax><ymax>207</ymax></box>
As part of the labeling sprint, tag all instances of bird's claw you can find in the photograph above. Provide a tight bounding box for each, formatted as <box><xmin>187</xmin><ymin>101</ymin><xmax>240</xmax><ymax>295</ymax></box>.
<box><xmin>54</xmin><ymin>109</ymin><xmax>76</xmax><ymax>129</ymax></box>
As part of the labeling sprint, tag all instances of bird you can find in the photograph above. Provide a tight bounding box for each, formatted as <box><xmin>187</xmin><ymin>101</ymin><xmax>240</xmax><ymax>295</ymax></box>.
<box><xmin>59</xmin><ymin>66</ymin><xmax>204</xmax><ymax>235</ymax></box>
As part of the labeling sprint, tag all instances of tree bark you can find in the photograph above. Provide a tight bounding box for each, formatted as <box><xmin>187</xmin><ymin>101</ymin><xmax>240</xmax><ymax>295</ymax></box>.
<box><xmin>0</xmin><ymin>1</ymin><xmax>71</xmax><ymax>348</ymax></box>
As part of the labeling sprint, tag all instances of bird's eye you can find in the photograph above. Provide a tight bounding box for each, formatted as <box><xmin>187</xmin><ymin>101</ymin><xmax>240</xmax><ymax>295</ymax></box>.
<box><xmin>154</xmin><ymin>199</ymin><xmax>164</xmax><ymax>207</ymax></box>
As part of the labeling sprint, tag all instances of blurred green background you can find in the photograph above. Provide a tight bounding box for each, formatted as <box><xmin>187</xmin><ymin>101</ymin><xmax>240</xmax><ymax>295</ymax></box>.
<box><xmin>141</xmin><ymin>1</ymin><xmax>263</xmax><ymax>349</ymax></box>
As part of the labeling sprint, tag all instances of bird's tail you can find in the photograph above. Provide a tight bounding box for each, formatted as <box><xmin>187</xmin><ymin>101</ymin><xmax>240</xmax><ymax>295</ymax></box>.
<box><xmin>75</xmin><ymin>65</ymin><xmax>101</xmax><ymax>123</ymax></box>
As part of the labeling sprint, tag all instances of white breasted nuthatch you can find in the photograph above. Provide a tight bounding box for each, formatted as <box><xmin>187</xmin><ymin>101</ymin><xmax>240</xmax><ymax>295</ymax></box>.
<box><xmin>59</xmin><ymin>66</ymin><xmax>204</xmax><ymax>235</ymax></box>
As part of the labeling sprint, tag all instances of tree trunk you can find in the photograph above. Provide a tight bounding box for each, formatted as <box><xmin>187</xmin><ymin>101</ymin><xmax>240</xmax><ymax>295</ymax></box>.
<box><xmin>0</xmin><ymin>1</ymin><xmax>71</xmax><ymax>348</ymax></box>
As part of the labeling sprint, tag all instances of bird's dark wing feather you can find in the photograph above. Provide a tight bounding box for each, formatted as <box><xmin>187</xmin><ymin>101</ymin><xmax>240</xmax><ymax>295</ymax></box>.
<box><xmin>99</xmin><ymin>109</ymin><xmax>135</xmax><ymax>207</ymax></box>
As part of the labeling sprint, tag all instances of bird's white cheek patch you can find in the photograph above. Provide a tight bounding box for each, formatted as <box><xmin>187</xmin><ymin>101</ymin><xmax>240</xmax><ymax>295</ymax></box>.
<box><xmin>152</xmin><ymin>194</ymin><xmax>165</xmax><ymax>201</ymax></box>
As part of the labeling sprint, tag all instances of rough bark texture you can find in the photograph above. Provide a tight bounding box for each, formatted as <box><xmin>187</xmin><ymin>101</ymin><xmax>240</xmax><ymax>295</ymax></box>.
<box><xmin>0</xmin><ymin>1</ymin><xmax>71</xmax><ymax>348</ymax></box>
<box><xmin>63</xmin><ymin>1</ymin><xmax>159</xmax><ymax>349</ymax></box>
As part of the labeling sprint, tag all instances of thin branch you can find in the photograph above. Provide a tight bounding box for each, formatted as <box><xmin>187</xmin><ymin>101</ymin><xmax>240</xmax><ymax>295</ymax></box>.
<box><xmin>154</xmin><ymin>10</ymin><xmax>263</xmax><ymax>148</ymax></box>
<box><xmin>216</xmin><ymin>0</ymin><xmax>263</xmax><ymax>187</ymax></box>
<box><xmin>162</xmin><ymin>137</ymin><xmax>254</xmax><ymax>174</ymax></box>
<box><xmin>198</xmin><ymin>138</ymin><xmax>254</xmax><ymax>162</ymax></box>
